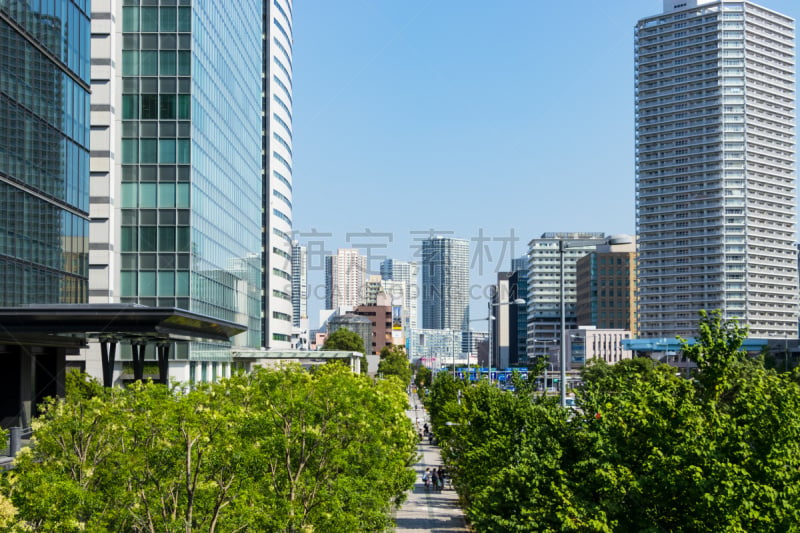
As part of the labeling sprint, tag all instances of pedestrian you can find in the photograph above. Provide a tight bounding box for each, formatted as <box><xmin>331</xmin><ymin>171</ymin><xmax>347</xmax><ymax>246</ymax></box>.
<box><xmin>431</xmin><ymin>468</ymin><xmax>440</xmax><ymax>491</ymax></box>
<box><xmin>428</xmin><ymin>431</ymin><xmax>434</xmax><ymax>445</ymax></box>
<box><xmin>422</xmin><ymin>467</ymin><xmax>431</xmax><ymax>489</ymax></box>
<box><xmin>423</xmin><ymin>422</ymin><xmax>429</xmax><ymax>435</ymax></box>
<box><xmin>439</xmin><ymin>465</ymin><xmax>447</xmax><ymax>489</ymax></box>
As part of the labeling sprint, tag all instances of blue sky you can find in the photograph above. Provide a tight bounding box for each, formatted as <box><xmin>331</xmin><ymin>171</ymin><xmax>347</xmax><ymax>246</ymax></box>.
<box><xmin>290</xmin><ymin>0</ymin><xmax>800</xmax><ymax>328</ymax></box>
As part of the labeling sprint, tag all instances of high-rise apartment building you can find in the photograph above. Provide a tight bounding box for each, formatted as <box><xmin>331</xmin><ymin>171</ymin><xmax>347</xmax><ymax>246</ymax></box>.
<box><xmin>380</xmin><ymin>259</ymin><xmax>418</xmax><ymax>330</ymax></box>
<box><xmin>636</xmin><ymin>0</ymin><xmax>798</xmax><ymax>338</ymax></box>
<box><xmin>263</xmin><ymin>0</ymin><xmax>294</xmax><ymax>348</ymax></box>
<box><xmin>291</xmin><ymin>242</ymin><xmax>306</xmax><ymax>327</ymax></box>
<box><xmin>525</xmin><ymin>233</ymin><xmax>606</xmax><ymax>359</ymax></box>
<box><xmin>421</xmin><ymin>237</ymin><xmax>469</xmax><ymax>332</ymax></box>
<box><xmin>1</xmin><ymin>1</ymin><xmax>90</xmax><ymax>305</ymax></box>
<box><xmin>90</xmin><ymin>1</ymin><xmax>265</xmax><ymax>379</ymax></box>
<box><xmin>325</xmin><ymin>249</ymin><xmax>367</xmax><ymax>309</ymax></box>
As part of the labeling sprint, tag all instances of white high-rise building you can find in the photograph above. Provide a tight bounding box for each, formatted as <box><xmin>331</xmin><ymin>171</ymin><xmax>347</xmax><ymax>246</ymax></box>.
<box><xmin>421</xmin><ymin>237</ymin><xmax>469</xmax><ymax>332</ymax></box>
<box><xmin>380</xmin><ymin>259</ymin><xmax>419</xmax><ymax>330</ymax></box>
<box><xmin>636</xmin><ymin>0</ymin><xmax>798</xmax><ymax>338</ymax></box>
<box><xmin>525</xmin><ymin>233</ymin><xmax>606</xmax><ymax>359</ymax></box>
<box><xmin>325</xmin><ymin>249</ymin><xmax>367</xmax><ymax>309</ymax></box>
<box><xmin>263</xmin><ymin>0</ymin><xmax>295</xmax><ymax>348</ymax></box>
<box><xmin>291</xmin><ymin>242</ymin><xmax>306</xmax><ymax>328</ymax></box>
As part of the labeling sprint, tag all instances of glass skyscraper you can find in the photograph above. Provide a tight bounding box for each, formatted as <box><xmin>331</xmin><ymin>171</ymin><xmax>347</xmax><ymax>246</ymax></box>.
<box><xmin>90</xmin><ymin>1</ymin><xmax>264</xmax><ymax>378</ymax></box>
<box><xmin>0</xmin><ymin>1</ymin><xmax>90</xmax><ymax>305</ymax></box>
<box><xmin>636</xmin><ymin>0</ymin><xmax>797</xmax><ymax>338</ymax></box>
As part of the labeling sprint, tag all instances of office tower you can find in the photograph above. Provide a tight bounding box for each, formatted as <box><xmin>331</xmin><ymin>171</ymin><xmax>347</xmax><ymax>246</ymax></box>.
<box><xmin>90</xmin><ymin>2</ymin><xmax>264</xmax><ymax>378</ymax></box>
<box><xmin>525</xmin><ymin>233</ymin><xmax>606</xmax><ymax>360</ymax></box>
<box><xmin>636</xmin><ymin>0</ymin><xmax>798</xmax><ymax>338</ymax></box>
<box><xmin>263</xmin><ymin>0</ymin><xmax>294</xmax><ymax>348</ymax></box>
<box><xmin>576</xmin><ymin>238</ymin><xmax>637</xmax><ymax>334</ymax></box>
<box><xmin>1</xmin><ymin>2</ymin><xmax>90</xmax><ymax>305</ymax></box>
<box><xmin>325</xmin><ymin>249</ymin><xmax>367</xmax><ymax>309</ymax></box>
<box><xmin>509</xmin><ymin>256</ymin><xmax>529</xmax><ymax>365</ymax></box>
<box><xmin>380</xmin><ymin>259</ymin><xmax>418</xmax><ymax>330</ymax></box>
<box><xmin>291</xmin><ymin>242</ymin><xmax>306</xmax><ymax>328</ymax></box>
<box><xmin>421</xmin><ymin>237</ymin><xmax>469</xmax><ymax>334</ymax></box>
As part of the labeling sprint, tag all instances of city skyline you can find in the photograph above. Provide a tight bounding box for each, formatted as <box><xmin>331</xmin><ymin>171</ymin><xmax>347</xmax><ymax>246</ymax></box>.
<box><xmin>292</xmin><ymin>0</ymin><xmax>800</xmax><ymax>328</ymax></box>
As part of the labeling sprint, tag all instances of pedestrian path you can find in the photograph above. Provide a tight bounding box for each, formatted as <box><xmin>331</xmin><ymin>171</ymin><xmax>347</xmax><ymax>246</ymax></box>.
<box><xmin>394</xmin><ymin>395</ymin><xmax>469</xmax><ymax>532</ymax></box>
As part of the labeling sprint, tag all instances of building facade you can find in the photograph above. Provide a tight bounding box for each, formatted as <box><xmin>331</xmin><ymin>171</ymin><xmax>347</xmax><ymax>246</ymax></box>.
<box><xmin>408</xmin><ymin>328</ymin><xmax>464</xmax><ymax>369</ymax></box>
<box><xmin>324</xmin><ymin>248</ymin><xmax>367</xmax><ymax>309</ymax></box>
<box><xmin>421</xmin><ymin>237</ymin><xmax>469</xmax><ymax>335</ymax></box>
<box><xmin>526</xmin><ymin>233</ymin><xmax>606</xmax><ymax>360</ymax></box>
<box><xmin>354</xmin><ymin>303</ymin><xmax>395</xmax><ymax>355</ymax></box>
<box><xmin>490</xmin><ymin>274</ymin><xmax>513</xmax><ymax>369</ymax></box>
<box><xmin>327</xmin><ymin>314</ymin><xmax>372</xmax><ymax>356</ymax></box>
<box><xmin>1</xmin><ymin>1</ymin><xmax>90</xmax><ymax>306</ymax></box>
<box><xmin>263</xmin><ymin>0</ymin><xmax>294</xmax><ymax>348</ymax></box>
<box><xmin>380</xmin><ymin>259</ymin><xmax>418</xmax><ymax>331</ymax></box>
<box><xmin>89</xmin><ymin>1</ymin><xmax>265</xmax><ymax>380</ymax></box>
<box><xmin>291</xmin><ymin>241</ymin><xmax>306</xmax><ymax>327</ymax></box>
<box><xmin>576</xmin><ymin>239</ymin><xmax>637</xmax><ymax>334</ymax></box>
<box><xmin>509</xmin><ymin>256</ymin><xmax>529</xmax><ymax>365</ymax></box>
<box><xmin>636</xmin><ymin>0</ymin><xmax>798</xmax><ymax>338</ymax></box>
<box><xmin>569</xmin><ymin>327</ymin><xmax>633</xmax><ymax>367</ymax></box>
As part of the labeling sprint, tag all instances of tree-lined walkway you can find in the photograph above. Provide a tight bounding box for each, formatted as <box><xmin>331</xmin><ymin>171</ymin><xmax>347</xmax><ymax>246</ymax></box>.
<box><xmin>394</xmin><ymin>394</ymin><xmax>469</xmax><ymax>532</ymax></box>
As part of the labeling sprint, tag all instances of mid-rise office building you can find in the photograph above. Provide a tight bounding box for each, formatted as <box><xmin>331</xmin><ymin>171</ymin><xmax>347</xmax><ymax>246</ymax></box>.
<box><xmin>291</xmin><ymin>242</ymin><xmax>306</xmax><ymax>328</ymax></box>
<box><xmin>89</xmin><ymin>1</ymin><xmax>266</xmax><ymax>380</ymax></box>
<box><xmin>325</xmin><ymin>249</ymin><xmax>367</xmax><ymax>309</ymax></box>
<box><xmin>576</xmin><ymin>238</ymin><xmax>637</xmax><ymax>334</ymax></box>
<box><xmin>408</xmin><ymin>328</ymin><xmax>463</xmax><ymax>369</ymax></box>
<box><xmin>1</xmin><ymin>1</ymin><xmax>90</xmax><ymax>305</ymax></box>
<box><xmin>421</xmin><ymin>237</ymin><xmax>469</xmax><ymax>335</ymax></box>
<box><xmin>526</xmin><ymin>233</ymin><xmax>606</xmax><ymax>360</ymax></box>
<box><xmin>636</xmin><ymin>0</ymin><xmax>798</xmax><ymax>338</ymax></box>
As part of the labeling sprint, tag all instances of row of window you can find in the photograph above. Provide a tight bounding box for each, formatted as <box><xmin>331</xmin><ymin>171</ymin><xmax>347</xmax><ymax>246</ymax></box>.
<box><xmin>122</xmin><ymin>50</ymin><xmax>191</xmax><ymax>76</ymax></box>
<box><xmin>121</xmin><ymin>182</ymin><xmax>191</xmax><ymax>209</ymax></box>
<box><xmin>123</xmin><ymin>94</ymin><xmax>191</xmax><ymax>120</ymax></box>
<box><xmin>121</xmin><ymin>138</ymin><xmax>191</xmax><ymax>165</ymax></box>
<box><xmin>122</xmin><ymin>7</ymin><xmax>192</xmax><ymax>33</ymax></box>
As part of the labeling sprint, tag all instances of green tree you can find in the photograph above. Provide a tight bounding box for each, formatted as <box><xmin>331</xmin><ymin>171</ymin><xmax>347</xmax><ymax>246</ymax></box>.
<box><xmin>377</xmin><ymin>345</ymin><xmax>412</xmax><ymax>385</ymax></box>
<box><xmin>323</xmin><ymin>328</ymin><xmax>368</xmax><ymax>374</ymax></box>
<box><xmin>414</xmin><ymin>365</ymin><xmax>432</xmax><ymax>391</ymax></box>
<box><xmin>4</xmin><ymin>367</ymin><xmax>417</xmax><ymax>532</ymax></box>
<box><xmin>430</xmin><ymin>310</ymin><xmax>800</xmax><ymax>532</ymax></box>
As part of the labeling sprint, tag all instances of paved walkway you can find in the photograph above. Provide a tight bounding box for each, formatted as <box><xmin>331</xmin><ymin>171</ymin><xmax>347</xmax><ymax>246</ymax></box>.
<box><xmin>394</xmin><ymin>395</ymin><xmax>469</xmax><ymax>532</ymax></box>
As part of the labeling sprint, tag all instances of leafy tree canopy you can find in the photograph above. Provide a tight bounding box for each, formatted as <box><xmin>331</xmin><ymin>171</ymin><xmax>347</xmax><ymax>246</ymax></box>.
<box><xmin>378</xmin><ymin>345</ymin><xmax>412</xmax><ymax>385</ymax></box>
<box><xmin>3</xmin><ymin>365</ymin><xmax>416</xmax><ymax>532</ymax></box>
<box><xmin>429</xmin><ymin>310</ymin><xmax>800</xmax><ymax>532</ymax></box>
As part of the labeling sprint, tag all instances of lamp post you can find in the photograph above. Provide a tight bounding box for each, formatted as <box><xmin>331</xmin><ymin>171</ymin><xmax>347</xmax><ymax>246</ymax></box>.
<box><xmin>558</xmin><ymin>234</ymin><xmax>632</xmax><ymax>407</ymax></box>
<box><xmin>488</xmin><ymin>298</ymin><xmax>526</xmax><ymax>378</ymax></box>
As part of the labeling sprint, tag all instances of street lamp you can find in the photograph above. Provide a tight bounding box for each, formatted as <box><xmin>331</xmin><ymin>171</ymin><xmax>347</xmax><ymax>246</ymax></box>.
<box><xmin>532</xmin><ymin>338</ymin><xmax>557</xmax><ymax>391</ymax></box>
<box><xmin>558</xmin><ymin>235</ymin><xmax>631</xmax><ymax>407</ymax></box>
<box><xmin>488</xmin><ymin>298</ymin><xmax>526</xmax><ymax>376</ymax></box>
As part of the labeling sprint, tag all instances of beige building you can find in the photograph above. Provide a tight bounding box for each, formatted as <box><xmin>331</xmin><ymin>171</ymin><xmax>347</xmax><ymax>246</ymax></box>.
<box><xmin>569</xmin><ymin>327</ymin><xmax>633</xmax><ymax>367</ymax></box>
<box><xmin>576</xmin><ymin>239</ymin><xmax>637</xmax><ymax>336</ymax></box>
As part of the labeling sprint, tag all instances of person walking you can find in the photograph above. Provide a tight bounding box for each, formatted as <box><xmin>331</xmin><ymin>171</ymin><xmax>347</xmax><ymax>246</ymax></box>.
<box><xmin>422</xmin><ymin>467</ymin><xmax>431</xmax><ymax>489</ymax></box>
<box><xmin>431</xmin><ymin>468</ymin><xmax>440</xmax><ymax>492</ymax></box>
<box><xmin>439</xmin><ymin>465</ymin><xmax>447</xmax><ymax>490</ymax></box>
